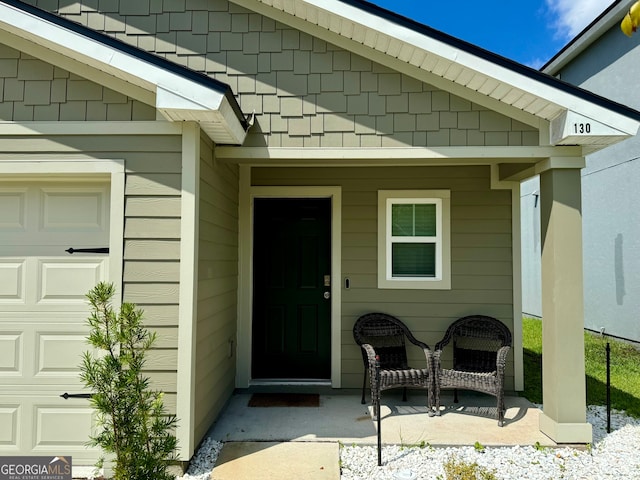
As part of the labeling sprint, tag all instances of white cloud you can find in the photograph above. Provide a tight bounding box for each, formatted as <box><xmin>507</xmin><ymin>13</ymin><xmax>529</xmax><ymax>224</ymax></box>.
<box><xmin>546</xmin><ymin>0</ymin><xmax>613</xmax><ymax>39</ymax></box>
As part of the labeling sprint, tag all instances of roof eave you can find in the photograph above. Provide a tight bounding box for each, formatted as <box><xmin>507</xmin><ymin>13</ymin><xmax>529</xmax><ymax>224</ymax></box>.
<box><xmin>542</xmin><ymin>0</ymin><xmax>633</xmax><ymax>75</ymax></box>
<box><xmin>0</xmin><ymin>0</ymin><xmax>248</xmax><ymax>145</ymax></box>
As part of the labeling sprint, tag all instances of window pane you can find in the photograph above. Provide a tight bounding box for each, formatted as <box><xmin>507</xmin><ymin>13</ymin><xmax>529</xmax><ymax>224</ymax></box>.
<box><xmin>392</xmin><ymin>243</ymin><xmax>436</xmax><ymax>277</ymax></box>
<box><xmin>391</xmin><ymin>204</ymin><xmax>415</xmax><ymax>236</ymax></box>
<box><xmin>414</xmin><ymin>204</ymin><xmax>436</xmax><ymax>236</ymax></box>
<box><xmin>392</xmin><ymin>203</ymin><xmax>437</xmax><ymax>237</ymax></box>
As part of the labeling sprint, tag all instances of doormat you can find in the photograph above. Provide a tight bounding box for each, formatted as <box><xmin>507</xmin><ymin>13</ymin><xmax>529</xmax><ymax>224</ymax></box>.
<box><xmin>247</xmin><ymin>393</ymin><xmax>320</xmax><ymax>408</ymax></box>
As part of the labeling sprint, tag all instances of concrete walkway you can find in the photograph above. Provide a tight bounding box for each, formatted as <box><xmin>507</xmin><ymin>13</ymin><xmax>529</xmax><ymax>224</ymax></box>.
<box><xmin>212</xmin><ymin>442</ymin><xmax>339</xmax><ymax>480</ymax></box>
<box><xmin>208</xmin><ymin>391</ymin><xmax>556</xmax><ymax>480</ymax></box>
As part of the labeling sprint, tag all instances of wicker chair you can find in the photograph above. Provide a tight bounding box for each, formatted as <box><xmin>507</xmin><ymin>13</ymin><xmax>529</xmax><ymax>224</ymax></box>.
<box><xmin>353</xmin><ymin>313</ymin><xmax>433</xmax><ymax>465</ymax></box>
<box><xmin>433</xmin><ymin>315</ymin><xmax>512</xmax><ymax>426</ymax></box>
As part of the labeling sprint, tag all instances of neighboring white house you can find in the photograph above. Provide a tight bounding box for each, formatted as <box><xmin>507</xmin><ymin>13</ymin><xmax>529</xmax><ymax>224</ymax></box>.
<box><xmin>521</xmin><ymin>0</ymin><xmax>640</xmax><ymax>343</ymax></box>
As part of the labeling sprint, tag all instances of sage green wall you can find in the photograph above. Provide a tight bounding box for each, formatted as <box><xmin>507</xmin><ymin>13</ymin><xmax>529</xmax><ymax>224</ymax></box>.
<box><xmin>24</xmin><ymin>0</ymin><xmax>538</xmax><ymax>147</ymax></box>
<box><xmin>252</xmin><ymin>166</ymin><xmax>515</xmax><ymax>391</ymax></box>
<box><xmin>194</xmin><ymin>133</ymin><xmax>239</xmax><ymax>443</ymax></box>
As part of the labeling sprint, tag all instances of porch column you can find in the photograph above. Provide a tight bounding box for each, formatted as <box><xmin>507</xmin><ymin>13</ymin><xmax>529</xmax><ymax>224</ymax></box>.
<box><xmin>538</xmin><ymin>163</ymin><xmax>592</xmax><ymax>444</ymax></box>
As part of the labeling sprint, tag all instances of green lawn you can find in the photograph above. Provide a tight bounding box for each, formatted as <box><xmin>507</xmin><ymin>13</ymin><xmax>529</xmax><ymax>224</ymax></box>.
<box><xmin>522</xmin><ymin>317</ymin><xmax>640</xmax><ymax>418</ymax></box>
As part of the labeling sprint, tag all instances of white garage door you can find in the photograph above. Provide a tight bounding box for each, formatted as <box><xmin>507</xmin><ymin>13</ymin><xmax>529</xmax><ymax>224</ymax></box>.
<box><xmin>0</xmin><ymin>180</ymin><xmax>110</xmax><ymax>462</ymax></box>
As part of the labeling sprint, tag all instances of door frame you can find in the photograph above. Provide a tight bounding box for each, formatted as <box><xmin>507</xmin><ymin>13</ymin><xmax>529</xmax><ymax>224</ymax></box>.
<box><xmin>237</xmin><ymin>168</ymin><xmax>342</xmax><ymax>388</ymax></box>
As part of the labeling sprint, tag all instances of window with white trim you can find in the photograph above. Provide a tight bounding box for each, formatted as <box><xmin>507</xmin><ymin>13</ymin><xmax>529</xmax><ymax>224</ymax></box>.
<box><xmin>378</xmin><ymin>190</ymin><xmax>451</xmax><ymax>289</ymax></box>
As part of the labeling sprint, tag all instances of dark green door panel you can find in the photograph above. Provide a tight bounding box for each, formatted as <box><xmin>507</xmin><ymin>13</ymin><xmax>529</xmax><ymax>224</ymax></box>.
<box><xmin>252</xmin><ymin>198</ymin><xmax>331</xmax><ymax>379</ymax></box>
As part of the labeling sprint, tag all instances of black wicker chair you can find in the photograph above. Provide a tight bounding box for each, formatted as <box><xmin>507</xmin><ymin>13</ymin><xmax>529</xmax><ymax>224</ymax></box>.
<box><xmin>433</xmin><ymin>315</ymin><xmax>512</xmax><ymax>426</ymax></box>
<box><xmin>353</xmin><ymin>313</ymin><xmax>434</xmax><ymax>465</ymax></box>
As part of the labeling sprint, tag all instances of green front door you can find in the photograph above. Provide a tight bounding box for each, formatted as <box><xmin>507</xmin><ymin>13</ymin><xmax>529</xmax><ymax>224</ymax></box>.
<box><xmin>252</xmin><ymin>198</ymin><xmax>331</xmax><ymax>379</ymax></box>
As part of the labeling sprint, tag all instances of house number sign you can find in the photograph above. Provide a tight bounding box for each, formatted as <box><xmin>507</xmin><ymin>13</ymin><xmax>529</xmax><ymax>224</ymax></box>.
<box><xmin>551</xmin><ymin>110</ymin><xmax>623</xmax><ymax>145</ymax></box>
<box><xmin>573</xmin><ymin>123</ymin><xmax>591</xmax><ymax>134</ymax></box>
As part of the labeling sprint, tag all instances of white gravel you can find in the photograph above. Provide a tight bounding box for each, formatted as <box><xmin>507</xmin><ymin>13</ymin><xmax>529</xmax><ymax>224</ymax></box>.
<box><xmin>178</xmin><ymin>405</ymin><xmax>640</xmax><ymax>480</ymax></box>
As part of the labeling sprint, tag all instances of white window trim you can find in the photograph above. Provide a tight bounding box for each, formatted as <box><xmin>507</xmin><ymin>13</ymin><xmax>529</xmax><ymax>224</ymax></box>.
<box><xmin>378</xmin><ymin>190</ymin><xmax>451</xmax><ymax>290</ymax></box>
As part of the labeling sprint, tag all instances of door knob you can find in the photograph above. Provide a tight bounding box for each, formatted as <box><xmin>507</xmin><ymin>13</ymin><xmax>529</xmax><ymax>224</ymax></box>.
<box><xmin>323</xmin><ymin>291</ymin><xmax>330</xmax><ymax>299</ymax></box>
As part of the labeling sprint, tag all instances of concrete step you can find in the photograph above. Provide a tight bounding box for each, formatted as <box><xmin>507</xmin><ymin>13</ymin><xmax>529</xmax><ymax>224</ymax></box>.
<box><xmin>211</xmin><ymin>441</ymin><xmax>339</xmax><ymax>480</ymax></box>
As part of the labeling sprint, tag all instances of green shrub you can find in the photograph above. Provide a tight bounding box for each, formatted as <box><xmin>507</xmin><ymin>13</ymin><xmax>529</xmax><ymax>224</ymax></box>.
<box><xmin>441</xmin><ymin>456</ymin><xmax>497</xmax><ymax>480</ymax></box>
<box><xmin>81</xmin><ymin>282</ymin><xmax>178</xmax><ymax>480</ymax></box>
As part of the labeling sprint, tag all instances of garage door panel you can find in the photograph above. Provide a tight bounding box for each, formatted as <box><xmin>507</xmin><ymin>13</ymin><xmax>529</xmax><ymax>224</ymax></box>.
<box><xmin>36</xmin><ymin>332</ymin><xmax>89</xmax><ymax>378</ymax></box>
<box><xmin>0</xmin><ymin>395</ymin><xmax>100</xmax><ymax>460</ymax></box>
<box><xmin>0</xmin><ymin>332</ymin><xmax>22</xmax><ymax>376</ymax></box>
<box><xmin>0</xmin><ymin>323</ymin><xmax>89</xmax><ymax>386</ymax></box>
<box><xmin>0</xmin><ymin>404</ymin><xmax>20</xmax><ymax>449</ymax></box>
<box><xmin>38</xmin><ymin>259</ymin><xmax>106</xmax><ymax>304</ymax></box>
<box><xmin>40</xmin><ymin>188</ymin><xmax>108</xmax><ymax>233</ymax></box>
<box><xmin>0</xmin><ymin>180</ymin><xmax>109</xmax><ymax>462</ymax></box>
<box><xmin>0</xmin><ymin>259</ymin><xmax>26</xmax><ymax>303</ymax></box>
<box><xmin>0</xmin><ymin>189</ymin><xmax>27</xmax><ymax>231</ymax></box>
<box><xmin>34</xmin><ymin>405</ymin><xmax>95</xmax><ymax>448</ymax></box>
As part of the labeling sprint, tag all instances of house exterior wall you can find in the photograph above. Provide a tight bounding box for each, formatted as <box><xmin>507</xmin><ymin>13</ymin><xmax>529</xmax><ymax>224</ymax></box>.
<box><xmin>251</xmin><ymin>165</ymin><xmax>516</xmax><ymax>391</ymax></box>
<box><xmin>521</xmin><ymin>23</ymin><xmax>640</xmax><ymax>341</ymax></box>
<box><xmin>0</xmin><ymin>41</ymin><xmax>184</xmax><ymax>413</ymax></box>
<box><xmin>521</xmin><ymin>176</ymin><xmax>542</xmax><ymax>318</ymax></box>
<box><xmin>193</xmin><ymin>133</ymin><xmax>239</xmax><ymax>443</ymax></box>
<box><xmin>24</xmin><ymin>0</ymin><xmax>539</xmax><ymax>148</ymax></box>
<box><xmin>0</xmin><ymin>132</ymin><xmax>183</xmax><ymax>413</ymax></box>
<box><xmin>5</xmin><ymin>0</ymin><xmax>525</xmax><ymax>440</ymax></box>
<box><xmin>553</xmin><ymin>26</ymin><xmax>640</xmax><ymax>343</ymax></box>
<box><xmin>121</xmin><ymin>135</ymin><xmax>183</xmax><ymax>415</ymax></box>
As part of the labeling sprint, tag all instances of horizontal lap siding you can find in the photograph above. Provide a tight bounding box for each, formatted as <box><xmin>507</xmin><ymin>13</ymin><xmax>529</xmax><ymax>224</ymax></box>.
<box><xmin>194</xmin><ymin>134</ymin><xmax>239</xmax><ymax>443</ymax></box>
<box><xmin>122</xmin><ymin>136</ymin><xmax>182</xmax><ymax>413</ymax></box>
<box><xmin>252</xmin><ymin>166</ymin><xmax>515</xmax><ymax>390</ymax></box>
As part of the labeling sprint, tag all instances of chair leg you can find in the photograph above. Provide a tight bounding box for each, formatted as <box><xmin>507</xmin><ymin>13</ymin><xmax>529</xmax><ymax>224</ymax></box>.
<box><xmin>427</xmin><ymin>390</ymin><xmax>435</xmax><ymax>417</ymax></box>
<box><xmin>454</xmin><ymin>388</ymin><xmax>459</xmax><ymax>403</ymax></box>
<box><xmin>497</xmin><ymin>394</ymin><xmax>505</xmax><ymax>427</ymax></box>
<box><xmin>402</xmin><ymin>387</ymin><xmax>407</xmax><ymax>402</ymax></box>
<box><xmin>361</xmin><ymin>370</ymin><xmax>367</xmax><ymax>404</ymax></box>
<box><xmin>376</xmin><ymin>396</ymin><xmax>382</xmax><ymax>466</ymax></box>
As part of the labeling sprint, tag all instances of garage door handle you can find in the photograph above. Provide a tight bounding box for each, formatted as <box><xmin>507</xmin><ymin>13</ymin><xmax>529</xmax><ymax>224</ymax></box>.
<box><xmin>60</xmin><ymin>392</ymin><xmax>93</xmax><ymax>399</ymax></box>
<box><xmin>65</xmin><ymin>247</ymin><xmax>109</xmax><ymax>254</ymax></box>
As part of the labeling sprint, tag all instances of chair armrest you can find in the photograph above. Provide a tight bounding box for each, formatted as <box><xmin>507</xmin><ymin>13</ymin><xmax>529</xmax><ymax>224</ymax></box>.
<box><xmin>403</xmin><ymin>330</ymin><xmax>433</xmax><ymax>371</ymax></box>
<box><xmin>361</xmin><ymin>343</ymin><xmax>378</xmax><ymax>369</ymax></box>
<box><xmin>496</xmin><ymin>345</ymin><xmax>510</xmax><ymax>375</ymax></box>
<box><xmin>432</xmin><ymin>349</ymin><xmax>443</xmax><ymax>373</ymax></box>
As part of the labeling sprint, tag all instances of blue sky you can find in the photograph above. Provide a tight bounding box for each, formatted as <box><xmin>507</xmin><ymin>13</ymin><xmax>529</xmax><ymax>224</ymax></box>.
<box><xmin>368</xmin><ymin>0</ymin><xmax>614</xmax><ymax>68</ymax></box>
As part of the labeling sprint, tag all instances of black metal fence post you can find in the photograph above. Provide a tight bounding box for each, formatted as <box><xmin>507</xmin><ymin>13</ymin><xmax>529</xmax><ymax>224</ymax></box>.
<box><xmin>606</xmin><ymin>342</ymin><xmax>611</xmax><ymax>434</ymax></box>
<box><xmin>375</xmin><ymin>355</ymin><xmax>382</xmax><ymax>467</ymax></box>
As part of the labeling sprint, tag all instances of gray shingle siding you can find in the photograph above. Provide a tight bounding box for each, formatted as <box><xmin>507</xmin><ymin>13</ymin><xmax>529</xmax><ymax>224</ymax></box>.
<box><xmin>21</xmin><ymin>0</ymin><xmax>538</xmax><ymax>146</ymax></box>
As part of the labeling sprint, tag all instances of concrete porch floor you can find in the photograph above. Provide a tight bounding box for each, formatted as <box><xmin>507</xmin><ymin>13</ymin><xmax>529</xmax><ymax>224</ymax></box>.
<box><xmin>206</xmin><ymin>390</ymin><xmax>556</xmax><ymax>448</ymax></box>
